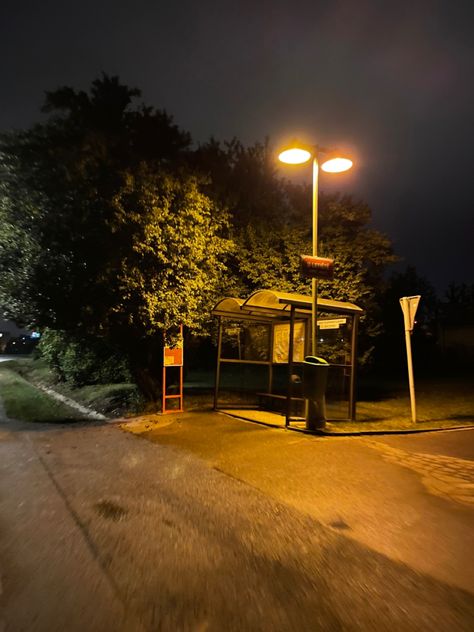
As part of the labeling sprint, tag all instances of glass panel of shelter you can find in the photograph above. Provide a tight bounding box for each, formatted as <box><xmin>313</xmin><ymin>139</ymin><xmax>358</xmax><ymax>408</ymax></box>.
<box><xmin>219</xmin><ymin>316</ymin><xmax>353</xmax><ymax>419</ymax></box>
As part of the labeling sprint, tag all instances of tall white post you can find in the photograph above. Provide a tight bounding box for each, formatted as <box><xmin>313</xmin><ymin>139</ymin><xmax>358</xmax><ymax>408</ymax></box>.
<box><xmin>400</xmin><ymin>296</ymin><xmax>421</xmax><ymax>423</ymax></box>
<box><xmin>404</xmin><ymin>329</ymin><xmax>416</xmax><ymax>422</ymax></box>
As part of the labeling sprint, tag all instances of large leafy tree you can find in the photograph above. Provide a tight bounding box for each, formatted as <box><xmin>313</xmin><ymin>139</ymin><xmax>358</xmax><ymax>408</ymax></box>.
<box><xmin>0</xmin><ymin>76</ymin><xmax>231</xmax><ymax>399</ymax></box>
<box><xmin>194</xmin><ymin>137</ymin><xmax>292</xmax><ymax>228</ymax></box>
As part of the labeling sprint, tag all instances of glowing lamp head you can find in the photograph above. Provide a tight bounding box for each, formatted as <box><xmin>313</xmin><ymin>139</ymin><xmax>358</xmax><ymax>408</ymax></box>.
<box><xmin>320</xmin><ymin>157</ymin><xmax>353</xmax><ymax>173</ymax></box>
<box><xmin>278</xmin><ymin>147</ymin><xmax>312</xmax><ymax>165</ymax></box>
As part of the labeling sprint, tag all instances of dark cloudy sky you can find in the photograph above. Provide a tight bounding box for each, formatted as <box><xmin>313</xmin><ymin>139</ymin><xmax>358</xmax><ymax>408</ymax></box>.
<box><xmin>2</xmin><ymin>0</ymin><xmax>473</xmax><ymax>294</ymax></box>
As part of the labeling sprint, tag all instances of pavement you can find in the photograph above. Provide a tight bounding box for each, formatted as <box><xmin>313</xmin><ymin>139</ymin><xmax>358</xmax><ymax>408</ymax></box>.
<box><xmin>124</xmin><ymin>411</ymin><xmax>474</xmax><ymax>594</ymax></box>
<box><xmin>1</xmin><ymin>403</ymin><xmax>474</xmax><ymax>630</ymax></box>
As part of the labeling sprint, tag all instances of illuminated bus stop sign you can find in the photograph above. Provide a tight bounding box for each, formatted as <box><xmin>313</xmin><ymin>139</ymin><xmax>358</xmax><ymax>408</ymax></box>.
<box><xmin>300</xmin><ymin>255</ymin><xmax>334</xmax><ymax>280</ymax></box>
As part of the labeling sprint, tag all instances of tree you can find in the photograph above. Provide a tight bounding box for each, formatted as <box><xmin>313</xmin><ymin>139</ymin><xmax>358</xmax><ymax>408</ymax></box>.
<box><xmin>193</xmin><ymin>137</ymin><xmax>292</xmax><ymax>228</ymax></box>
<box><xmin>0</xmin><ymin>76</ymin><xmax>231</xmax><ymax>400</ymax></box>
<box><xmin>444</xmin><ymin>282</ymin><xmax>474</xmax><ymax>312</ymax></box>
<box><xmin>375</xmin><ymin>266</ymin><xmax>438</xmax><ymax>371</ymax></box>
<box><xmin>106</xmin><ymin>167</ymin><xmax>232</xmax><ymax>398</ymax></box>
<box><xmin>441</xmin><ymin>281</ymin><xmax>474</xmax><ymax>337</ymax></box>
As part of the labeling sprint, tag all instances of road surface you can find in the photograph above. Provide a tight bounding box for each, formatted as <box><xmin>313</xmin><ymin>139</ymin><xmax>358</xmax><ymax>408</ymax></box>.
<box><xmin>1</xmin><ymin>407</ymin><xmax>473</xmax><ymax>631</ymax></box>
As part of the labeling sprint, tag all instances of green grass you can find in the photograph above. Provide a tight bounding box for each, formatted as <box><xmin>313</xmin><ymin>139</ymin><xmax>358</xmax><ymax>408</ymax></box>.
<box><xmin>2</xmin><ymin>356</ymin><xmax>141</xmax><ymax>417</ymax></box>
<box><xmin>0</xmin><ymin>366</ymin><xmax>86</xmax><ymax>423</ymax></box>
<box><xmin>361</xmin><ymin>379</ymin><xmax>473</xmax><ymax>421</ymax></box>
<box><xmin>69</xmin><ymin>382</ymin><xmax>141</xmax><ymax>417</ymax></box>
<box><xmin>325</xmin><ymin>378</ymin><xmax>474</xmax><ymax>433</ymax></box>
<box><xmin>3</xmin><ymin>356</ymin><xmax>54</xmax><ymax>384</ymax></box>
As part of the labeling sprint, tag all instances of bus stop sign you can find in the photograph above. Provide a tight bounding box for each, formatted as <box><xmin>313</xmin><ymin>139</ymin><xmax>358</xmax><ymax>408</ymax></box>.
<box><xmin>300</xmin><ymin>255</ymin><xmax>334</xmax><ymax>280</ymax></box>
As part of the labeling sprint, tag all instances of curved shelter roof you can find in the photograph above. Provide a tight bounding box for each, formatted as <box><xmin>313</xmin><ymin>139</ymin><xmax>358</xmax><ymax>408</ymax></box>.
<box><xmin>211</xmin><ymin>297</ymin><xmax>245</xmax><ymax>317</ymax></box>
<box><xmin>212</xmin><ymin>289</ymin><xmax>363</xmax><ymax>321</ymax></box>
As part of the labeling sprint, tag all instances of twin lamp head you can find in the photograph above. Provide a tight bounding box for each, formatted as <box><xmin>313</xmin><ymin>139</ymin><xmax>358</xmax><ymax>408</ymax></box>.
<box><xmin>278</xmin><ymin>143</ymin><xmax>353</xmax><ymax>173</ymax></box>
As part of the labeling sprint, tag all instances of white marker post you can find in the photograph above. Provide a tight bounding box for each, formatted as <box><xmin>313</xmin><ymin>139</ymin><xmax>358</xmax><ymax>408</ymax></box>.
<box><xmin>399</xmin><ymin>295</ymin><xmax>421</xmax><ymax>422</ymax></box>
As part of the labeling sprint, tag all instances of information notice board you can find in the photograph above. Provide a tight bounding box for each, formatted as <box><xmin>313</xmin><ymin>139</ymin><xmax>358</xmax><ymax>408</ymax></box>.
<box><xmin>272</xmin><ymin>322</ymin><xmax>305</xmax><ymax>363</ymax></box>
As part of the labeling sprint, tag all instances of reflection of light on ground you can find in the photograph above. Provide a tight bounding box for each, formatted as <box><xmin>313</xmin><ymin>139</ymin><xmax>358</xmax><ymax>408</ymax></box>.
<box><xmin>219</xmin><ymin>399</ymin><xmax>353</xmax><ymax>428</ymax></box>
<box><xmin>221</xmin><ymin>409</ymin><xmax>305</xmax><ymax>429</ymax></box>
<box><xmin>0</xmin><ymin>355</ymin><xmax>25</xmax><ymax>362</ymax></box>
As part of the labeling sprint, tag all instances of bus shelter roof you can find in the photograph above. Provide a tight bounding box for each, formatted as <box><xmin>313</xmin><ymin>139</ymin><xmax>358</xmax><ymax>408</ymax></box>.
<box><xmin>212</xmin><ymin>289</ymin><xmax>363</xmax><ymax>321</ymax></box>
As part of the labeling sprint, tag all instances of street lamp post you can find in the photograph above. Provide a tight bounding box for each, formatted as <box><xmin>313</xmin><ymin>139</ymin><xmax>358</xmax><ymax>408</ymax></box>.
<box><xmin>278</xmin><ymin>143</ymin><xmax>353</xmax><ymax>357</ymax></box>
<box><xmin>311</xmin><ymin>153</ymin><xmax>319</xmax><ymax>356</ymax></box>
<box><xmin>279</xmin><ymin>143</ymin><xmax>353</xmax><ymax>429</ymax></box>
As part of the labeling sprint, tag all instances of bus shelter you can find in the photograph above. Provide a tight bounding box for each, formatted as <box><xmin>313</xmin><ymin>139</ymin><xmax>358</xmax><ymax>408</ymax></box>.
<box><xmin>212</xmin><ymin>290</ymin><xmax>364</xmax><ymax>426</ymax></box>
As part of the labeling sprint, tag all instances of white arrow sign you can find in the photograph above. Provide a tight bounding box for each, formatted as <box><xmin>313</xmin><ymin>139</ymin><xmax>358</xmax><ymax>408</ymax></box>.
<box><xmin>399</xmin><ymin>295</ymin><xmax>421</xmax><ymax>332</ymax></box>
<box><xmin>399</xmin><ymin>295</ymin><xmax>421</xmax><ymax>422</ymax></box>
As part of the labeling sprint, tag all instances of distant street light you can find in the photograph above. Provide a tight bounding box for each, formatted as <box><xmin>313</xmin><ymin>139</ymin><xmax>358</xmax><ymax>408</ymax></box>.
<box><xmin>278</xmin><ymin>141</ymin><xmax>353</xmax><ymax>357</ymax></box>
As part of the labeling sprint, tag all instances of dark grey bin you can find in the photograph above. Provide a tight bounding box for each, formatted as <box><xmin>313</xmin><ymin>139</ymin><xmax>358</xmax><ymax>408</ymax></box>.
<box><xmin>303</xmin><ymin>356</ymin><xmax>329</xmax><ymax>430</ymax></box>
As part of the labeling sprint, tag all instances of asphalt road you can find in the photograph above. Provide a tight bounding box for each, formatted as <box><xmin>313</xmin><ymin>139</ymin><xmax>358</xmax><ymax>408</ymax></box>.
<box><xmin>1</xmin><ymin>406</ymin><xmax>473</xmax><ymax>631</ymax></box>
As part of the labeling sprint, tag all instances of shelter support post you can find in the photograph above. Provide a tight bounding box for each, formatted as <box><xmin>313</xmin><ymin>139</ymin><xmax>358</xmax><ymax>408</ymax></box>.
<box><xmin>349</xmin><ymin>314</ymin><xmax>359</xmax><ymax>421</ymax></box>
<box><xmin>286</xmin><ymin>305</ymin><xmax>296</xmax><ymax>428</ymax></box>
<box><xmin>268</xmin><ymin>323</ymin><xmax>274</xmax><ymax>393</ymax></box>
<box><xmin>214</xmin><ymin>318</ymin><xmax>223</xmax><ymax>410</ymax></box>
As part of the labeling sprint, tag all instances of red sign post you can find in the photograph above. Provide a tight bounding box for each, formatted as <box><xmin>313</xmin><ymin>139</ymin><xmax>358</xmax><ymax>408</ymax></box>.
<box><xmin>162</xmin><ymin>326</ymin><xmax>184</xmax><ymax>414</ymax></box>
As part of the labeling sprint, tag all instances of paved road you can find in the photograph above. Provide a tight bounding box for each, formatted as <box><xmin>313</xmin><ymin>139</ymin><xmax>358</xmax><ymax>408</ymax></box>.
<box><xmin>1</xmin><ymin>408</ymin><xmax>473</xmax><ymax>631</ymax></box>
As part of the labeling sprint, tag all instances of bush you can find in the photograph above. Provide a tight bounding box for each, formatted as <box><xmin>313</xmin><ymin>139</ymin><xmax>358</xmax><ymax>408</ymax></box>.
<box><xmin>38</xmin><ymin>329</ymin><xmax>131</xmax><ymax>386</ymax></box>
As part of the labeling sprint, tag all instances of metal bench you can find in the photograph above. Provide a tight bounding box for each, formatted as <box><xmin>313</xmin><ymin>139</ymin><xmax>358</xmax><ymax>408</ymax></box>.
<box><xmin>256</xmin><ymin>392</ymin><xmax>305</xmax><ymax>415</ymax></box>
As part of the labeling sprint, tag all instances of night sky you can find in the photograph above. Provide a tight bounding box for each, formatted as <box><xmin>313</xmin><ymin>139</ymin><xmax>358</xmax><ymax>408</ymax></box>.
<box><xmin>2</xmin><ymin>0</ymin><xmax>473</xmax><ymax>294</ymax></box>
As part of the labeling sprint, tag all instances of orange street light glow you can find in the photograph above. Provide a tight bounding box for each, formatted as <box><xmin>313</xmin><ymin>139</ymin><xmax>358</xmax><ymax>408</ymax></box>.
<box><xmin>278</xmin><ymin>147</ymin><xmax>312</xmax><ymax>164</ymax></box>
<box><xmin>320</xmin><ymin>157</ymin><xmax>353</xmax><ymax>173</ymax></box>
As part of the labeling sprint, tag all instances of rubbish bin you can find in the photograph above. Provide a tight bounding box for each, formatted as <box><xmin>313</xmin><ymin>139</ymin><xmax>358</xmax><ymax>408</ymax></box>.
<box><xmin>303</xmin><ymin>356</ymin><xmax>329</xmax><ymax>430</ymax></box>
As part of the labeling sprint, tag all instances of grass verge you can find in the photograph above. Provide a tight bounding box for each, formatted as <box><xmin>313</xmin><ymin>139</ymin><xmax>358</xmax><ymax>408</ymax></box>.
<box><xmin>325</xmin><ymin>380</ymin><xmax>474</xmax><ymax>433</ymax></box>
<box><xmin>3</xmin><ymin>356</ymin><xmax>141</xmax><ymax>417</ymax></box>
<box><xmin>0</xmin><ymin>366</ymin><xmax>87</xmax><ymax>423</ymax></box>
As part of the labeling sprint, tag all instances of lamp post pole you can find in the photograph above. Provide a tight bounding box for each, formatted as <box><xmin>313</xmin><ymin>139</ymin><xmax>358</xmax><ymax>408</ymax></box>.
<box><xmin>278</xmin><ymin>141</ymin><xmax>353</xmax><ymax>367</ymax></box>
<box><xmin>311</xmin><ymin>155</ymin><xmax>319</xmax><ymax>357</ymax></box>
